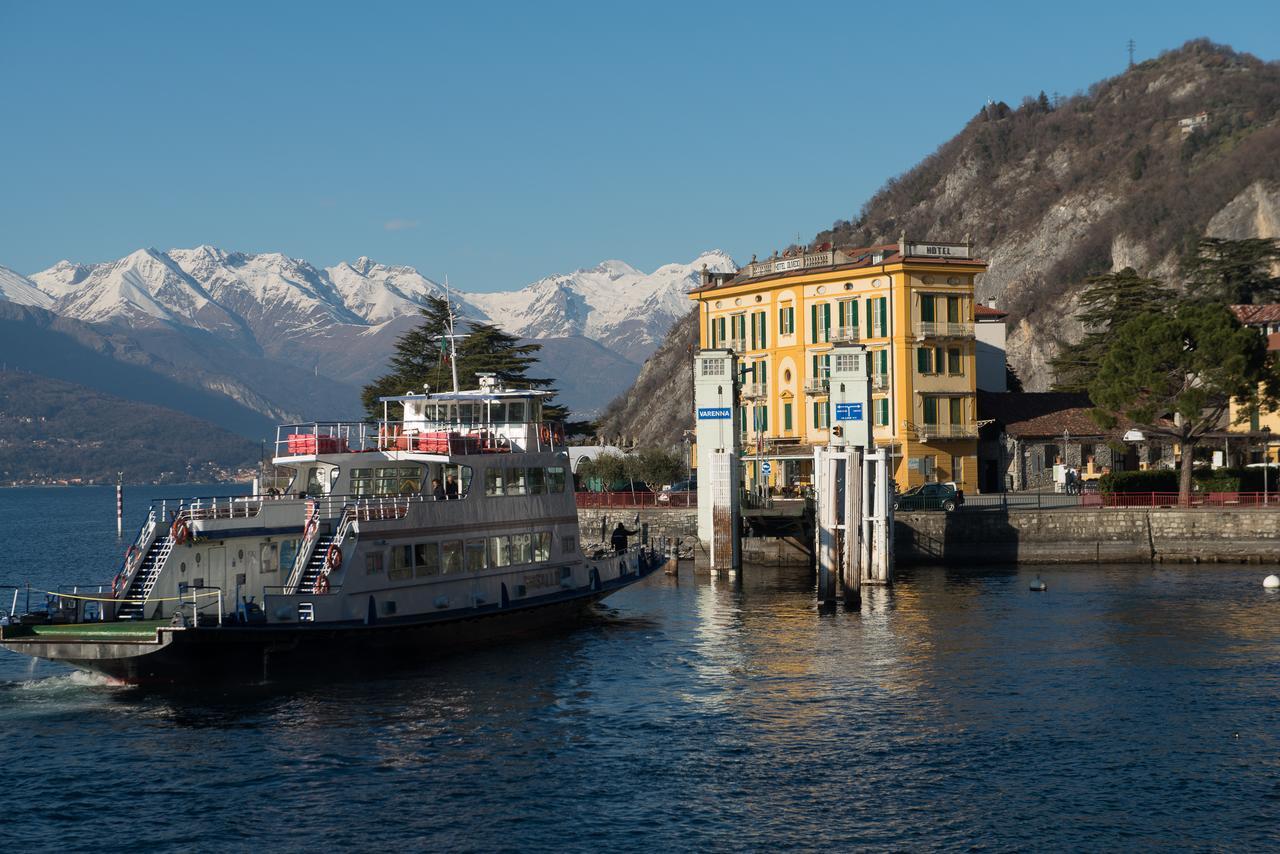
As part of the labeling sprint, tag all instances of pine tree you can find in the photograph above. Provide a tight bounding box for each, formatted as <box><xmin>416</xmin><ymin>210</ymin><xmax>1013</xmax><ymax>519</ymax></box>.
<box><xmin>1050</xmin><ymin>267</ymin><xmax>1175</xmax><ymax>391</ymax></box>
<box><xmin>1182</xmin><ymin>237</ymin><xmax>1280</xmax><ymax>304</ymax></box>
<box><xmin>363</xmin><ymin>302</ymin><xmax>569</xmax><ymax>422</ymax></box>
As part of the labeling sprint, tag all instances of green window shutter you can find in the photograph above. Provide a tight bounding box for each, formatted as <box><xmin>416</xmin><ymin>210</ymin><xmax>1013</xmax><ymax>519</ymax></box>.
<box><xmin>917</xmin><ymin>347</ymin><xmax>930</xmax><ymax>374</ymax></box>
<box><xmin>923</xmin><ymin>397</ymin><xmax>938</xmax><ymax>424</ymax></box>
<box><xmin>822</xmin><ymin>304</ymin><xmax>831</xmax><ymax>340</ymax></box>
<box><xmin>949</xmin><ymin>397</ymin><xmax>962</xmax><ymax>424</ymax></box>
<box><xmin>878</xmin><ymin>398</ymin><xmax>889</xmax><ymax>426</ymax></box>
<box><xmin>750</xmin><ymin>314</ymin><xmax>757</xmax><ymax>350</ymax></box>
<box><xmin>850</xmin><ymin>301</ymin><xmax>859</xmax><ymax>329</ymax></box>
<box><xmin>866</xmin><ymin>299</ymin><xmax>872</xmax><ymax>333</ymax></box>
<box><xmin>935</xmin><ymin>346</ymin><xmax>944</xmax><ymax>371</ymax></box>
<box><xmin>784</xmin><ymin>403</ymin><xmax>792</xmax><ymax>431</ymax></box>
<box><xmin>878</xmin><ymin>298</ymin><xmax>887</xmax><ymax>334</ymax></box>
<box><xmin>920</xmin><ymin>295</ymin><xmax>934</xmax><ymax>323</ymax></box>
<box><xmin>813</xmin><ymin>401</ymin><xmax>820</xmax><ymax>428</ymax></box>
<box><xmin>838</xmin><ymin>301</ymin><xmax>846</xmax><ymax>327</ymax></box>
<box><xmin>879</xmin><ymin>349</ymin><xmax>888</xmax><ymax>374</ymax></box>
<box><xmin>811</xmin><ymin>304</ymin><xmax>818</xmax><ymax>343</ymax></box>
<box><xmin>761</xmin><ymin>312</ymin><xmax>767</xmax><ymax>348</ymax></box>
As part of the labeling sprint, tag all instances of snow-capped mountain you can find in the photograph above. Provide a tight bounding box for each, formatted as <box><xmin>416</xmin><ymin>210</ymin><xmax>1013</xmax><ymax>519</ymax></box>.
<box><xmin>0</xmin><ymin>265</ymin><xmax>53</xmax><ymax>309</ymax></box>
<box><xmin>14</xmin><ymin>246</ymin><xmax>737</xmax><ymax>417</ymax></box>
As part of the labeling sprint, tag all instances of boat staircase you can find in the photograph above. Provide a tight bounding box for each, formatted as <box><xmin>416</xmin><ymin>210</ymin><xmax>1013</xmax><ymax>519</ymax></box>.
<box><xmin>288</xmin><ymin>504</ymin><xmax>357</xmax><ymax>595</ymax></box>
<box><xmin>118</xmin><ymin>535</ymin><xmax>175</xmax><ymax>620</ymax></box>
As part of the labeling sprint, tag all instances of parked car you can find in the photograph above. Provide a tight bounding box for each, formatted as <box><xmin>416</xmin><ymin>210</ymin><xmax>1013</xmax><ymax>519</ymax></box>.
<box><xmin>894</xmin><ymin>482</ymin><xmax>965</xmax><ymax>512</ymax></box>
<box><xmin>658</xmin><ymin>478</ymin><xmax>696</xmax><ymax>504</ymax></box>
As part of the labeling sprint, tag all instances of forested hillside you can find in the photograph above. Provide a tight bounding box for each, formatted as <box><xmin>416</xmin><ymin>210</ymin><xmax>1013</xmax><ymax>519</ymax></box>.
<box><xmin>0</xmin><ymin>371</ymin><xmax>259</xmax><ymax>484</ymax></box>
<box><xmin>599</xmin><ymin>39</ymin><xmax>1280</xmax><ymax>446</ymax></box>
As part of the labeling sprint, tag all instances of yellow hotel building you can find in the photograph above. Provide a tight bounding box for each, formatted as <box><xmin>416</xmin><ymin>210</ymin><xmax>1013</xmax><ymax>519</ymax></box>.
<box><xmin>689</xmin><ymin>238</ymin><xmax>987</xmax><ymax>494</ymax></box>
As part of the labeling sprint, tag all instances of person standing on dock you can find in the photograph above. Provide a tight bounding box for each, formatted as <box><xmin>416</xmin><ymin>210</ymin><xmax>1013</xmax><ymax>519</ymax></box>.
<box><xmin>611</xmin><ymin>521</ymin><xmax>638</xmax><ymax>554</ymax></box>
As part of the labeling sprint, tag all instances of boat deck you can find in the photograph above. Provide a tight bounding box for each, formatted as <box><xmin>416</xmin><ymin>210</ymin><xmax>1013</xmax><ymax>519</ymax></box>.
<box><xmin>7</xmin><ymin>620</ymin><xmax>167</xmax><ymax>642</ymax></box>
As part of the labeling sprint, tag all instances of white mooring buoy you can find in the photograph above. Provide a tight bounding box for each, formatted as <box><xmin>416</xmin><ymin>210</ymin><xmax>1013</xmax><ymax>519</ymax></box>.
<box><xmin>1263</xmin><ymin>574</ymin><xmax>1280</xmax><ymax>589</ymax></box>
<box><xmin>1030</xmin><ymin>575</ymin><xmax>1047</xmax><ymax>592</ymax></box>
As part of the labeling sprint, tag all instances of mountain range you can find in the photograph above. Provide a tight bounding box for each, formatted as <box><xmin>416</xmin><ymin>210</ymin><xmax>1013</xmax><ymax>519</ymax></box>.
<box><xmin>0</xmin><ymin>248</ymin><xmax>736</xmax><ymax>433</ymax></box>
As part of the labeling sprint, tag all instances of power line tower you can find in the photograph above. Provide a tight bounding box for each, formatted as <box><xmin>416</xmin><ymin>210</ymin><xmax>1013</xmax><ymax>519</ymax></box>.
<box><xmin>1127</xmin><ymin>39</ymin><xmax>1136</xmax><ymax>69</ymax></box>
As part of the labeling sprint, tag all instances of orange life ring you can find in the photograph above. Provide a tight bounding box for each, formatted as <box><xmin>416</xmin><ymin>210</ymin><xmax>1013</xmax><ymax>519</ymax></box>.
<box><xmin>111</xmin><ymin>572</ymin><xmax>127</xmax><ymax>597</ymax></box>
<box><xmin>312</xmin><ymin>573</ymin><xmax>330</xmax><ymax>594</ymax></box>
<box><xmin>304</xmin><ymin>516</ymin><xmax>318</xmax><ymax>541</ymax></box>
<box><xmin>325</xmin><ymin>543</ymin><xmax>343</xmax><ymax>572</ymax></box>
<box><xmin>171</xmin><ymin>517</ymin><xmax>191</xmax><ymax>546</ymax></box>
<box><xmin>124</xmin><ymin>544</ymin><xmax>140</xmax><ymax>568</ymax></box>
<box><xmin>539</xmin><ymin>425</ymin><xmax>552</xmax><ymax>445</ymax></box>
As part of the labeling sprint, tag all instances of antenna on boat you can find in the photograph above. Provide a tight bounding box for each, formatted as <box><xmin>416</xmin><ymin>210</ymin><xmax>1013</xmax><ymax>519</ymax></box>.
<box><xmin>444</xmin><ymin>275</ymin><xmax>460</xmax><ymax>397</ymax></box>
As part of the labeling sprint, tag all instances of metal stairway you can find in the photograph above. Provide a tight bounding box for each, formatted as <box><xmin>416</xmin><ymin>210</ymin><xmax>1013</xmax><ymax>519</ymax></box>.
<box><xmin>298</xmin><ymin>535</ymin><xmax>337</xmax><ymax>594</ymax></box>
<box><xmin>117</xmin><ymin>535</ymin><xmax>174</xmax><ymax>620</ymax></box>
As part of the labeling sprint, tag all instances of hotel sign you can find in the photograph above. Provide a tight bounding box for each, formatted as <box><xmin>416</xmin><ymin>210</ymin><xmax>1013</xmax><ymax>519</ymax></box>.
<box><xmin>904</xmin><ymin>241</ymin><xmax>971</xmax><ymax>260</ymax></box>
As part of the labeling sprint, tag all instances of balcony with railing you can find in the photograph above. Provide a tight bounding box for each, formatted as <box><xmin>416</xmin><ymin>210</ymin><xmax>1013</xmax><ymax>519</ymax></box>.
<box><xmin>727</xmin><ymin>337</ymin><xmax>747</xmax><ymax>352</ymax></box>
<box><xmin>741</xmin><ymin>382</ymin><xmax>768</xmax><ymax>400</ymax></box>
<box><xmin>829</xmin><ymin>325</ymin><xmax>861</xmax><ymax>343</ymax></box>
<box><xmin>914</xmin><ymin>321</ymin><xmax>974</xmax><ymax>339</ymax></box>
<box><xmin>803</xmin><ymin>377</ymin><xmax>829</xmax><ymax>395</ymax></box>
<box><xmin>872</xmin><ymin>373</ymin><xmax>890</xmax><ymax>391</ymax></box>
<box><xmin>916</xmin><ymin>422</ymin><xmax>978</xmax><ymax>441</ymax></box>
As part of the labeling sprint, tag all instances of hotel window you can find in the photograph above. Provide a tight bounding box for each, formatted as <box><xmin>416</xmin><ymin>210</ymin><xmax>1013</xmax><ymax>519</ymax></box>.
<box><xmin>813</xmin><ymin>400</ymin><xmax>830</xmax><ymax>429</ymax></box>
<box><xmin>947</xmin><ymin>348</ymin><xmax>962</xmax><ymax>375</ymax></box>
<box><xmin>779</xmin><ymin>305</ymin><xmax>795</xmax><ymax>335</ymax></box>
<box><xmin>812</xmin><ymin>353</ymin><xmax>831</xmax><ymax>380</ymax></box>
<box><xmin>919</xmin><ymin>294</ymin><xmax>935</xmax><ymax>323</ymax></box>
<box><xmin>875</xmin><ymin>398</ymin><xmax>889</xmax><ymax>427</ymax></box>
<box><xmin>810</xmin><ymin>302</ymin><xmax>832</xmax><ymax>343</ymax></box>
<box><xmin>923</xmin><ymin>397</ymin><xmax>939</xmax><ymax>425</ymax></box>
<box><xmin>414</xmin><ymin>543</ymin><xmax>440</xmax><ymax>578</ymax></box>
<box><xmin>713</xmin><ymin>316</ymin><xmax>726</xmax><ymax>347</ymax></box>
<box><xmin>731</xmin><ymin>313</ymin><xmax>747</xmax><ymax>346</ymax></box>
<box><xmin>750</xmin><ymin>310</ymin><xmax>768</xmax><ymax>350</ymax></box>
<box><xmin>917</xmin><ymin>347</ymin><xmax>933</xmax><ymax>374</ymax></box>
<box><xmin>754</xmin><ymin>405</ymin><xmax>769</xmax><ymax>435</ymax></box>
<box><xmin>783</xmin><ymin>403</ymin><xmax>793</xmax><ymax>433</ymax></box>
<box><xmin>949</xmin><ymin>397</ymin><xmax>963</xmax><ymax>425</ymax></box>
<box><xmin>867</xmin><ymin>297</ymin><xmax>888</xmax><ymax>337</ymax></box>
<box><xmin>874</xmin><ymin>349</ymin><xmax>888</xmax><ymax>382</ymax></box>
<box><xmin>837</xmin><ymin>299</ymin><xmax>858</xmax><ymax>334</ymax></box>
<box><xmin>947</xmin><ymin>296</ymin><xmax>961</xmax><ymax>324</ymax></box>
<box><xmin>754</xmin><ymin>359</ymin><xmax>768</xmax><ymax>391</ymax></box>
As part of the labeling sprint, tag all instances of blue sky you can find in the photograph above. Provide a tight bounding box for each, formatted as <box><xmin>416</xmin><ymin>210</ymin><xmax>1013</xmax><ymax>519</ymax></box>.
<box><xmin>1</xmin><ymin>1</ymin><xmax>1277</xmax><ymax>291</ymax></box>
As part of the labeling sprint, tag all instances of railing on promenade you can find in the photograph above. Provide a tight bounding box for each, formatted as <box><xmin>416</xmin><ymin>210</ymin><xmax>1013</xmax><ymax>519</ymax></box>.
<box><xmin>922</xmin><ymin>491</ymin><xmax>1280</xmax><ymax>513</ymax></box>
<box><xmin>1093</xmin><ymin>491</ymin><xmax>1280</xmax><ymax>508</ymax></box>
<box><xmin>575</xmin><ymin>492</ymin><xmax>696</xmax><ymax>509</ymax></box>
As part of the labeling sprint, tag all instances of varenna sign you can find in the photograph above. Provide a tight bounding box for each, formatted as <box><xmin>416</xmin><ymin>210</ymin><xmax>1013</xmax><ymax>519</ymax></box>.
<box><xmin>697</xmin><ymin>407</ymin><xmax>732</xmax><ymax>419</ymax></box>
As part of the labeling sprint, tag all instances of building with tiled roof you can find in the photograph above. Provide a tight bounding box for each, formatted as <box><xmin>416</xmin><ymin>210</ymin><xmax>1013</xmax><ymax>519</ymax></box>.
<box><xmin>1228</xmin><ymin>304</ymin><xmax>1280</xmax><ymax>460</ymax></box>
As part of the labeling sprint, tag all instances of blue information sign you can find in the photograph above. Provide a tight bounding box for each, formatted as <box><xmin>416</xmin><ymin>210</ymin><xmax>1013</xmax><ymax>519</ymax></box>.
<box><xmin>834</xmin><ymin>403</ymin><xmax>864</xmax><ymax>422</ymax></box>
<box><xmin>762</xmin><ymin>461</ymin><xmax>772</xmax><ymax>475</ymax></box>
<box><xmin>697</xmin><ymin>407</ymin><xmax>732</xmax><ymax>420</ymax></box>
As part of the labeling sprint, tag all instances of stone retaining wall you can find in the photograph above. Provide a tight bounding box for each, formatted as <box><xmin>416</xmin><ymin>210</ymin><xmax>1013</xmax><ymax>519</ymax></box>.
<box><xmin>896</xmin><ymin>508</ymin><xmax>1280</xmax><ymax>564</ymax></box>
<box><xmin>575</xmin><ymin>507</ymin><xmax>808</xmax><ymax>566</ymax></box>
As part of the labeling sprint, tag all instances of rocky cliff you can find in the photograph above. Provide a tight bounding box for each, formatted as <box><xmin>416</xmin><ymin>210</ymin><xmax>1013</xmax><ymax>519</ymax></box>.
<box><xmin>599</xmin><ymin>39</ymin><xmax>1280</xmax><ymax>447</ymax></box>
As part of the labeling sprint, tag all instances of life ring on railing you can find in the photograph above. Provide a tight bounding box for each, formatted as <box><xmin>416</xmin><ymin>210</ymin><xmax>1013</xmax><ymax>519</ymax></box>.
<box><xmin>325</xmin><ymin>543</ymin><xmax>343</xmax><ymax>572</ymax></box>
<box><xmin>171</xmin><ymin>517</ymin><xmax>191</xmax><ymax>546</ymax></box>
<box><xmin>539</xmin><ymin>425</ymin><xmax>552</xmax><ymax>445</ymax></box>
<box><xmin>313</xmin><ymin>573</ymin><xmax>331</xmax><ymax>594</ymax></box>
<box><xmin>124</xmin><ymin>544</ymin><xmax>141</xmax><ymax>569</ymax></box>
<box><xmin>111</xmin><ymin>572</ymin><xmax>127</xmax><ymax>597</ymax></box>
<box><xmin>304</xmin><ymin>516</ymin><xmax>318</xmax><ymax>541</ymax></box>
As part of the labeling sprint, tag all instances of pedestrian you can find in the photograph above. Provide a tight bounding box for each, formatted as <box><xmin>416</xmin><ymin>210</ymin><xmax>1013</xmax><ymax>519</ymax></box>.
<box><xmin>446</xmin><ymin>475</ymin><xmax>460</xmax><ymax>500</ymax></box>
<box><xmin>611</xmin><ymin>521</ymin><xmax>638</xmax><ymax>554</ymax></box>
<box><xmin>431</xmin><ymin>478</ymin><xmax>446</xmax><ymax>501</ymax></box>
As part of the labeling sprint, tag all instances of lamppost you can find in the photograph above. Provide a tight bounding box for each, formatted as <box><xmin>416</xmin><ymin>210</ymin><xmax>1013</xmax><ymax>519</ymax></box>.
<box><xmin>1264</xmin><ymin>426</ymin><xmax>1272</xmax><ymax>507</ymax></box>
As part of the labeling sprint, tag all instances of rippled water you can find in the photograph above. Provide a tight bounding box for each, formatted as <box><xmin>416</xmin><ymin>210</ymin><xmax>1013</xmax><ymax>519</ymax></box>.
<box><xmin>1</xmin><ymin>486</ymin><xmax>1278</xmax><ymax>851</ymax></box>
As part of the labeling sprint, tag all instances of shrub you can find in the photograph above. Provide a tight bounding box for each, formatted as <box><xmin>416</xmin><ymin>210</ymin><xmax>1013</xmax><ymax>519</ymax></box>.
<box><xmin>1097</xmin><ymin>469</ymin><xmax>1179</xmax><ymax>494</ymax></box>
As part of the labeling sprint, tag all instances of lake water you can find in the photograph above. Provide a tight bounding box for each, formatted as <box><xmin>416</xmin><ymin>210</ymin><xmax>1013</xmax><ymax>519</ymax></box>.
<box><xmin>1</xmin><ymin>485</ymin><xmax>1278</xmax><ymax>851</ymax></box>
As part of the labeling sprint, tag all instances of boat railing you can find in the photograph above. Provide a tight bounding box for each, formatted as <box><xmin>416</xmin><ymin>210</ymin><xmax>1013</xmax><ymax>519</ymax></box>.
<box><xmin>285</xmin><ymin>500</ymin><xmax>324</xmax><ymax>594</ymax></box>
<box><xmin>274</xmin><ymin>419</ymin><xmax>568</xmax><ymax>458</ymax></box>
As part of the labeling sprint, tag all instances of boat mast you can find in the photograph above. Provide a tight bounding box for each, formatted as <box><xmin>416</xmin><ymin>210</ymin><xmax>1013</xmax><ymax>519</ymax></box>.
<box><xmin>445</xmin><ymin>275</ymin><xmax>460</xmax><ymax>398</ymax></box>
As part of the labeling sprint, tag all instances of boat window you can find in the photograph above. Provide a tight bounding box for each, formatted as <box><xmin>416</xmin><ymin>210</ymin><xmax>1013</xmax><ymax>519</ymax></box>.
<box><xmin>414</xmin><ymin>543</ymin><xmax>439</xmax><ymax>577</ymax></box>
<box><xmin>484</xmin><ymin>401</ymin><xmax>503</xmax><ymax>423</ymax></box>
<box><xmin>305</xmin><ymin>467</ymin><xmax>323</xmax><ymax>495</ymax></box>
<box><xmin>547</xmin><ymin>467</ymin><xmax>567</xmax><ymax>493</ymax></box>
<box><xmin>506</xmin><ymin>467</ymin><xmax>527</xmax><ymax>496</ymax></box>
<box><xmin>365</xmin><ymin>552</ymin><xmax>384</xmax><ymax>575</ymax></box>
<box><xmin>507</xmin><ymin>400</ymin><xmax>526</xmax><ymax>422</ymax></box>
<box><xmin>511</xmin><ymin>532</ymin><xmax>533</xmax><ymax>564</ymax></box>
<box><xmin>485</xmin><ymin>468</ymin><xmax>505</xmax><ymax>496</ymax></box>
<box><xmin>488</xmin><ymin>535</ymin><xmax>511</xmax><ymax>568</ymax></box>
<box><xmin>441</xmin><ymin>540</ymin><xmax>463</xmax><ymax>574</ymax></box>
<box><xmin>398</xmin><ymin>468</ymin><xmax>421</xmax><ymax>494</ymax></box>
<box><xmin>533</xmin><ymin>532</ymin><xmax>552</xmax><ymax>562</ymax></box>
<box><xmin>456</xmin><ymin>402</ymin><xmax>477</xmax><ymax>424</ymax></box>
<box><xmin>562</xmin><ymin>536</ymin><xmax>575</xmax><ymax>555</ymax></box>
<box><xmin>351</xmin><ymin>468</ymin><xmax>373</xmax><ymax>496</ymax></box>
<box><xmin>261</xmin><ymin>543</ymin><xmax>279</xmax><ymax>573</ymax></box>
<box><xmin>329</xmin><ymin>468</ymin><xmax>341</xmax><ymax>491</ymax></box>
<box><xmin>376</xmin><ymin>467</ymin><xmax>401</xmax><ymax>494</ymax></box>
<box><xmin>390</xmin><ymin>545</ymin><xmax>413</xmax><ymax>580</ymax></box>
<box><xmin>280</xmin><ymin>540</ymin><xmax>300</xmax><ymax>572</ymax></box>
<box><xmin>464</xmin><ymin>539</ymin><xmax>487</xmax><ymax>572</ymax></box>
<box><xmin>527</xmin><ymin>468</ymin><xmax>546</xmax><ymax>494</ymax></box>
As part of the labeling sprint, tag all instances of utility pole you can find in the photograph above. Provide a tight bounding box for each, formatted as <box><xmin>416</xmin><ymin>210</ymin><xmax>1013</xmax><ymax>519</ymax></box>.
<box><xmin>1127</xmin><ymin>39</ymin><xmax>1136</xmax><ymax>69</ymax></box>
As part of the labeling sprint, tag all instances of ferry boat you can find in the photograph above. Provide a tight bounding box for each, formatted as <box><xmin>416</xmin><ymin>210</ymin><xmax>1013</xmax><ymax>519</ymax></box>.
<box><xmin>0</xmin><ymin>375</ymin><xmax>667</xmax><ymax>683</ymax></box>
